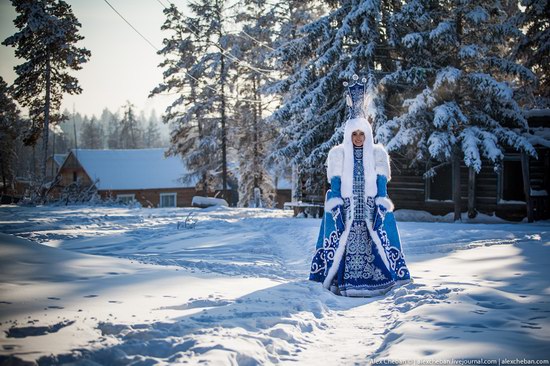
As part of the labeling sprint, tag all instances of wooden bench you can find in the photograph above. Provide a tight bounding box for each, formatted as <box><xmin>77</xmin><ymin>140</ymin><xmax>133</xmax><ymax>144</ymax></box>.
<box><xmin>283</xmin><ymin>201</ymin><xmax>324</xmax><ymax>218</ymax></box>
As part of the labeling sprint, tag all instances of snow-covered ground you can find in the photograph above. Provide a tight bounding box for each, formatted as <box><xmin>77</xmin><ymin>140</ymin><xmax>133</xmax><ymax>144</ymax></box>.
<box><xmin>0</xmin><ymin>205</ymin><xmax>549</xmax><ymax>365</ymax></box>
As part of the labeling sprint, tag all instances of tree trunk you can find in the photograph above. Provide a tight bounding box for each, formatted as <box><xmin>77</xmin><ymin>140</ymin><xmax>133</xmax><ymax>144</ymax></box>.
<box><xmin>129</xmin><ymin>117</ymin><xmax>136</xmax><ymax>148</ymax></box>
<box><xmin>220</xmin><ymin>57</ymin><xmax>227</xmax><ymax>201</ymax></box>
<box><xmin>291</xmin><ymin>163</ymin><xmax>298</xmax><ymax>202</ymax></box>
<box><xmin>1</xmin><ymin>155</ymin><xmax>6</xmax><ymax>195</ymax></box>
<box><xmin>51</xmin><ymin>127</ymin><xmax>56</xmax><ymax>179</ymax></box>
<box><xmin>32</xmin><ymin>146</ymin><xmax>36</xmax><ymax>179</ymax></box>
<box><xmin>252</xmin><ymin>75</ymin><xmax>259</xmax><ymax>201</ymax></box>
<box><xmin>219</xmin><ymin>35</ymin><xmax>228</xmax><ymax>203</ymax></box>
<box><xmin>41</xmin><ymin>55</ymin><xmax>52</xmax><ymax>187</ymax></box>
<box><xmin>467</xmin><ymin>166</ymin><xmax>476</xmax><ymax>218</ymax></box>
<box><xmin>73</xmin><ymin>107</ymin><xmax>78</xmax><ymax>151</ymax></box>
<box><xmin>453</xmin><ymin>9</ymin><xmax>464</xmax><ymax>222</ymax></box>
<box><xmin>521</xmin><ymin>151</ymin><xmax>533</xmax><ymax>222</ymax></box>
<box><xmin>452</xmin><ymin>149</ymin><xmax>461</xmax><ymax>221</ymax></box>
<box><xmin>203</xmin><ymin>172</ymin><xmax>208</xmax><ymax>197</ymax></box>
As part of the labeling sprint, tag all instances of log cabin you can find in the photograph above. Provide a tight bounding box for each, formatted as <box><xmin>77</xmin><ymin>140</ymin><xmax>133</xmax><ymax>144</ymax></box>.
<box><xmin>387</xmin><ymin>109</ymin><xmax>550</xmax><ymax>221</ymax></box>
<box><xmin>55</xmin><ymin>148</ymin><xmax>199</xmax><ymax>207</ymax></box>
<box><xmin>55</xmin><ymin>148</ymin><xmax>291</xmax><ymax>208</ymax></box>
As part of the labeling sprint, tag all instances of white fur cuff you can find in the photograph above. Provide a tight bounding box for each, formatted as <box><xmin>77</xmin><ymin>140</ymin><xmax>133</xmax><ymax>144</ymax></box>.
<box><xmin>375</xmin><ymin>196</ymin><xmax>394</xmax><ymax>212</ymax></box>
<box><xmin>325</xmin><ymin>197</ymin><xmax>344</xmax><ymax>212</ymax></box>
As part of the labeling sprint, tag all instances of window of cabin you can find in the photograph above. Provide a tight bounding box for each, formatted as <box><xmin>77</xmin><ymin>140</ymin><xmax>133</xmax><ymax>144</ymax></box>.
<box><xmin>426</xmin><ymin>163</ymin><xmax>453</xmax><ymax>201</ymax></box>
<box><xmin>72</xmin><ymin>171</ymin><xmax>78</xmax><ymax>182</ymax></box>
<box><xmin>160</xmin><ymin>193</ymin><xmax>177</xmax><ymax>208</ymax></box>
<box><xmin>117</xmin><ymin>194</ymin><xmax>135</xmax><ymax>204</ymax></box>
<box><xmin>499</xmin><ymin>155</ymin><xmax>525</xmax><ymax>203</ymax></box>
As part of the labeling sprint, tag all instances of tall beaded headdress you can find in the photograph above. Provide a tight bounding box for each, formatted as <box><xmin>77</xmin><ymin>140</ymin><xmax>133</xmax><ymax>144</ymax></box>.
<box><xmin>343</xmin><ymin>74</ymin><xmax>368</xmax><ymax>119</ymax></box>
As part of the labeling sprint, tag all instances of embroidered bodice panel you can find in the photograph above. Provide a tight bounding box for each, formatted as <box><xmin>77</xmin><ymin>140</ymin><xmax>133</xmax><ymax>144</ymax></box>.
<box><xmin>353</xmin><ymin>146</ymin><xmax>366</xmax><ymax>220</ymax></box>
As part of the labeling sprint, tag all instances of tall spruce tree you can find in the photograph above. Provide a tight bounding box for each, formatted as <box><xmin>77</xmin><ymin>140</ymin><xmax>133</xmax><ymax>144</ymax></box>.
<box><xmin>0</xmin><ymin>77</ymin><xmax>22</xmax><ymax>195</ymax></box>
<box><xmin>107</xmin><ymin>112</ymin><xmax>121</xmax><ymax>149</ymax></box>
<box><xmin>2</xmin><ymin>0</ymin><xmax>90</xmax><ymax>184</ymax></box>
<box><xmin>514</xmin><ymin>0</ymin><xmax>549</xmax><ymax>107</ymax></box>
<box><xmin>119</xmin><ymin>101</ymin><xmax>142</xmax><ymax>149</ymax></box>
<box><xmin>99</xmin><ymin>108</ymin><xmax>115</xmax><ymax>148</ymax></box>
<box><xmin>376</xmin><ymin>0</ymin><xmax>537</xmax><ymax>220</ymax></box>
<box><xmin>144</xmin><ymin>119</ymin><xmax>162</xmax><ymax>148</ymax></box>
<box><xmin>151</xmin><ymin>1</ymin><xmax>235</xmax><ymax>197</ymax></box>
<box><xmin>60</xmin><ymin>108</ymin><xmax>83</xmax><ymax>149</ymax></box>
<box><xmin>231</xmin><ymin>0</ymin><xmax>278</xmax><ymax>207</ymax></box>
<box><xmin>268</xmin><ymin>0</ymin><xmax>398</xmax><ymax>196</ymax></box>
<box><xmin>262</xmin><ymin>0</ymin><xmax>327</xmax><ymax>201</ymax></box>
<box><xmin>80</xmin><ymin>117</ymin><xmax>103</xmax><ymax>149</ymax></box>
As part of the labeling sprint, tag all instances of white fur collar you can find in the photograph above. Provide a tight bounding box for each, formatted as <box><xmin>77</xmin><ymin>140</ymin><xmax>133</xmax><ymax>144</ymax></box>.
<box><xmin>327</xmin><ymin>143</ymin><xmax>391</xmax><ymax>181</ymax></box>
<box><xmin>325</xmin><ymin>118</ymin><xmax>392</xmax><ymax>198</ymax></box>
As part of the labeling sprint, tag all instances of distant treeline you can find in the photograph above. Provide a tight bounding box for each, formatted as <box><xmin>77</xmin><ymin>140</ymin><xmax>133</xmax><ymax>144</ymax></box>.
<box><xmin>59</xmin><ymin>102</ymin><xmax>169</xmax><ymax>151</ymax></box>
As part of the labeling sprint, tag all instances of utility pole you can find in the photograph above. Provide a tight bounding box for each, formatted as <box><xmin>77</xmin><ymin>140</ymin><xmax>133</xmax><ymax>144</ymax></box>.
<box><xmin>73</xmin><ymin>104</ymin><xmax>78</xmax><ymax>158</ymax></box>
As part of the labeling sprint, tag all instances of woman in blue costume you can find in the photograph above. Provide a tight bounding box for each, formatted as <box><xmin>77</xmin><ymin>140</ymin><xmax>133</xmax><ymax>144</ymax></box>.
<box><xmin>309</xmin><ymin>77</ymin><xmax>412</xmax><ymax>297</ymax></box>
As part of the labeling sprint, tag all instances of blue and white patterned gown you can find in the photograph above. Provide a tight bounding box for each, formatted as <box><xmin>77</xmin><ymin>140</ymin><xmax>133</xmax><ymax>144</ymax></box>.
<box><xmin>309</xmin><ymin>145</ymin><xmax>411</xmax><ymax>296</ymax></box>
<box><xmin>335</xmin><ymin>146</ymin><xmax>396</xmax><ymax>296</ymax></box>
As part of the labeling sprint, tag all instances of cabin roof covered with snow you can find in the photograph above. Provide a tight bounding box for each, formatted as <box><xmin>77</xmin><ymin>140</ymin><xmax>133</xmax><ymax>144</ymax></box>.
<box><xmin>525</xmin><ymin>108</ymin><xmax>550</xmax><ymax>128</ymax></box>
<box><xmin>65</xmin><ymin>148</ymin><xmax>197</xmax><ymax>190</ymax></box>
<box><xmin>525</xmin><ymin>127</ymin><xmax>550</xmax><ymax>148</ymax></box>
<box><xmin>53</xmin><ymin>154</ymin><xmax>68</xmax><ymax>167</ymax></box>
<box><xmin>524</xmin><ymin>108</ymin><xmax>550</xmax><ymax>118</ymax></box>
<box><xmin>275</xmin><ymin>176</ymin><xmax>292</xmax><ymax>190</ymax></box>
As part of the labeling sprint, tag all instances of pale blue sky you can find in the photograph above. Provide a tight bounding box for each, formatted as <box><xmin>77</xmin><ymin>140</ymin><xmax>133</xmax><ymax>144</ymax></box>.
<box><xmin>0</xmin><ymin>0</ymin><xmax>181</xmax><ymax>118</ymax></box>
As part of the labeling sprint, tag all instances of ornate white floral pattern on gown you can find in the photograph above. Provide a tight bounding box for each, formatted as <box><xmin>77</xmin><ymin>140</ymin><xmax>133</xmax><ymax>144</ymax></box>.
<box><xmin>337</xmin><ymin>146</ymin><xmax>396</xmax><ymax>296</ymax></box>
<box><xmin>308</xmin><ymin>116</ymin><xmax>412</xmax><ymax>296</ymax></box>
<box><xmin>343</xmin><ymin>221</ymin><xmax>387</xmax><ymax>282</ymax></box>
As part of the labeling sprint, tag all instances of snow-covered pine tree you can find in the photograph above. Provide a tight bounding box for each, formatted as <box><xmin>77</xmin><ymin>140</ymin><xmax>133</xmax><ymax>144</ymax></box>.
<box><xmin>106</xmin><ymin>111</ymin><xmax>121</xmax><ymax>149</ymax></box>
<box><xmin>259</xmin><ymin>1</ymin><xmax>326</xmax><ymax>202</ymax></box>
<box><xmin>99</xmin><ymin>108</ymin><xmax>114</xmax><ymax>148</ymax></box>
<box><xmin>267</xmin><ymin>0</ymin><xmax>398</xmax><ymax>197</ymax></box>
<box><xmin>513</xmin><ymin>0</ymin><xmax>549</xmax><ymax>107</ymax></box>
<box><xmin>144</xmin><ymin>118</ymin><xmax>162</xmax><ymax>148</ymax></box>
<box><xmin>147</xmin><ymin>109</ymin><xmax>169</xmax><ymax>145</ymax></box>
<box><xmin>231</xmin><ymin>0</ymin><xmax>277</xmax><ymax>208</ymax></box>
<box><xmin>151</xmin><ymin>1</ymin><xmax>236</xmax><ymax>198</ymax></box>
<box><xmin>0</xmin><ymin>76</ymin><xmax>22</xmax><ymax>195</ymax></box>
<box><xmin>119</xmin><ymin>101</ymin><xmax>142</xmax><ymax>149</ymax></box>
<box><xmin>80</xmin><ymin>117</ymin><xmax>104</xmax><ymax>149</ymax></box>
<box><xmin>59</xmin><ymin>108</ymin><xmax>83</xmax><ymax>149</ymax></box>
<box><xmin>2</xmin><ymin>0</ymin><xmax>90</xmax><ymax>184</ymax></box>
<box><xmin>377</xmin><ymin>0</ymin><xmax>537</xmax><ymax>220</ymax></box>
<box><xmin>79</xmin><ymin>116</ymin><xmax>89</xmax><ymax>148</ymax></box>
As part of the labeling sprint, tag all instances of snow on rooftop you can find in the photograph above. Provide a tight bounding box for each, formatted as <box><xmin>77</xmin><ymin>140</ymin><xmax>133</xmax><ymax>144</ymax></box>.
<box><xmin>524</xmin><ymin>108</ymin><xmax>550</xmax><ymax>118</ymax></box>
<box><xmin>524</xmin><ymin>127</ymin><xmax>550</xmax><ymax>148</ymax></box>
<box><xmin>70</xmin><ymin>148</ymin><xmax>197</xmax><ymax>190</ymax></box>
<box><xmin>53</xmin><ymin>153</ymin><xmax>68</xmax><ymax>166</ymax></box>
<box><xmin>275</xmin><ymin>175</ymin><xmax>292</xmax><ymax>190</ymax></box>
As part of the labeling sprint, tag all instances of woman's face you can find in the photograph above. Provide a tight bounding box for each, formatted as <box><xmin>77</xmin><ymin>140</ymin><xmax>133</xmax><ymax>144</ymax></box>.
<box><xmin>352</xmin><ymin>130</ymin><xmax>365</xmax><ymax>147</ymax></box>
